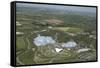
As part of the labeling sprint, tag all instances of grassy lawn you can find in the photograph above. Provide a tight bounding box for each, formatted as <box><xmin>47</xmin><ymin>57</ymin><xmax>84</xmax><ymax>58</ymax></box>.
<box><xmin>16</xmin><ymin>37</ymin><xmax>27</xmax><ymax>51</ymax></box>
<box><xmin>54</xmin><ymin>27</ymin><xmax>82</xmax><ymax>33</ymax></box>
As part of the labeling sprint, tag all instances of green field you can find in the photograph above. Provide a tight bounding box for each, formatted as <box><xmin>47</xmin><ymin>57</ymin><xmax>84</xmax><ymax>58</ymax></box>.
<box><xmin>54</xmin><ymin>27</ymin><xmax>82</xmax><ymax>33</ymax></box>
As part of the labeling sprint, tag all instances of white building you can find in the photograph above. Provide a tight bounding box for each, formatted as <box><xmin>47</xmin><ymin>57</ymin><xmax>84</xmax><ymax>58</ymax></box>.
<box><xmin>62</xmin><ymin>41</ymin><xmax>77</xmax><ymax>48</ymax></box>
<box><xmin>33</xmin><ymin>34</ymin><xmax>56</xmax><ymax>46</ymax></box>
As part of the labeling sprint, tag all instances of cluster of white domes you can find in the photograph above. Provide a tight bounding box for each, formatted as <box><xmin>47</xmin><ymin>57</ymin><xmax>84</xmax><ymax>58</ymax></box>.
<box><xmin>33</xmin><ymin>34</ymin><xmax>56</xmax><ymax>46</ymax></box>
<box><xmin>33</xmin><ymin>34</ymin><xmax>77</xmax><ymax>49</ymax></box>
<box><xmin>61</xmin><ymin>41</ymin><xmax>77</xmax><ymax>48</ymax></box>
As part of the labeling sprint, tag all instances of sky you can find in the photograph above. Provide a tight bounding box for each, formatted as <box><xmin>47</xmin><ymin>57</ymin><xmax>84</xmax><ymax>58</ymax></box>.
<box><xmin>16</xmin><ymin>3</ymin><xmax>96</xmax><ymax>13</ymax></box>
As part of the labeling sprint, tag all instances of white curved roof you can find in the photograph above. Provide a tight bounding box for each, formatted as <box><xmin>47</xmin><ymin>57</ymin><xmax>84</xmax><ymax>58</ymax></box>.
<box><xmin>62</xmin><ymin>41</ymin><xmax>77</xmax><ymax>48</ymax></box>
<box><xmin>33</xmin><ymin>35</ymin><xmax>56</xmax><ymax>46</ymax></box>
